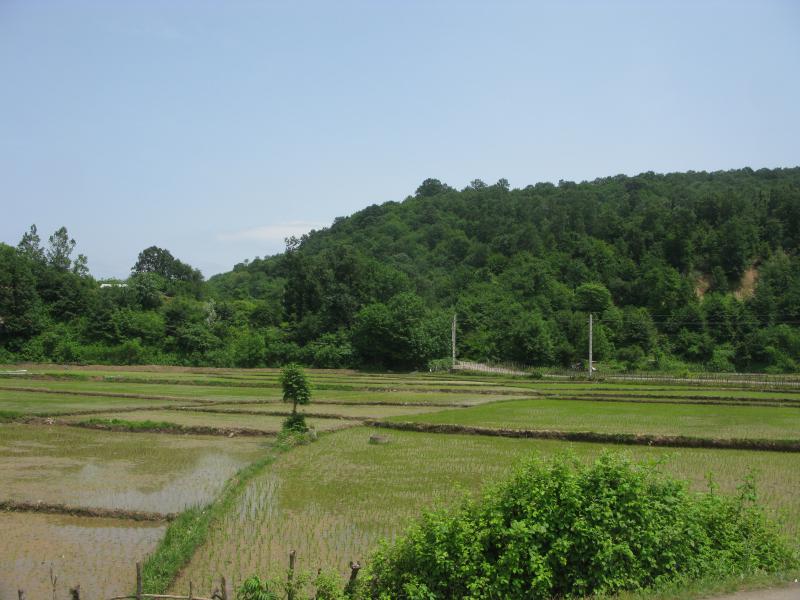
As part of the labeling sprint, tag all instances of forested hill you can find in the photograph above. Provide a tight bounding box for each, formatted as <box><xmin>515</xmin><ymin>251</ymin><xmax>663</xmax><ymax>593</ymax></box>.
<box><xmin>3</xmin><ymin>167</ymin><xmax>800</xmax><ymax>372</ymax></box>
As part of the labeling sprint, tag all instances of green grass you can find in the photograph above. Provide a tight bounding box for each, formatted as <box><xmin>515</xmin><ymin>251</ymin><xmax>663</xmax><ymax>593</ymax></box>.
<box><xmin>62</xmin><ymin>410</ymin><xmax>355</xmax><ymax>432</ymax></box>
<box><xmin>0</xmin><ymin>409</ymin><xmax>23</xmax><ymax>422</ymax></box>
<box><xmin>387</xmin><ymin>398</ymin><xmax>800</xmax><ymax>440</ymax></box>
<box><xmin>0</xmin><ymin>389</ymin><xmax>179</xmax><ymax>414</ymax></box>
<box><xmin>78</xmin><ymin>417</ymin><xmax>185</xmax><ymax>431</ymax></box>
<box><xmin>205</xmin><ymin>402</ymin><xmax>446</xmax><ymax>418</ymax></box>
<box><xmin>174</xmin><ymin>427</ymin><xmax>800</xmax><ymax>594</ymax></box>
<box><xmin>0</xmin><ymin>379</ymin><xmax>521</xmax><ymax>407</ymax></box>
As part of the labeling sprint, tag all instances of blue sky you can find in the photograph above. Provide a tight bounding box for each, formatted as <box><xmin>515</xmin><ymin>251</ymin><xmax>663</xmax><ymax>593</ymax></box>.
<box><xmin>1</xmin><ymin>1</ymin><xmax>798</xmax><ymax>278</ymax></box>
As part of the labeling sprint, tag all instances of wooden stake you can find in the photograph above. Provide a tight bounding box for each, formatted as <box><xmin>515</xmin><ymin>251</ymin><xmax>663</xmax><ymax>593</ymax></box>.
<box><xmin>69</xmin><ymin>585</ymin><xmax>80</xmax><ymax>600</ymax></box>
<box><xmin>345</xmin><ymin>561</ymin><xmax>361</xmax><ymax>595</ymax></box>
<box><xmin>17</xmin><ymin>590</ymin><xmax>25</xmax><ymax>600</ymax></box>
<box><xmin>220</xmin><ymin>576</ymin><xmax>231</xmax><ymax>600</ymax></box>
<box><xmin>287</xmin><ymin>550</ymin><xmax>296</xmax><ymax>600</ymax></box>
<box><xmin>136</xmin><ymin>562</ymin><xmax>143</xmax><ymax>600</ymax></box>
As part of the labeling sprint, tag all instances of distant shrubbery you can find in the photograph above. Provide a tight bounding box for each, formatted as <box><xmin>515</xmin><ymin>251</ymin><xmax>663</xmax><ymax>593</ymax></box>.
<box><xmin>362</xmin><ymin>454</ymin><xmax>797</xmax><ymax>599</ymax></box>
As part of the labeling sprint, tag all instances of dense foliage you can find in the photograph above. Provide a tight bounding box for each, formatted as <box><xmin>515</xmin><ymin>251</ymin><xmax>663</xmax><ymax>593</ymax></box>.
<box><xmin>2</xmin><ymin>167</ymin><xmax>800</xmax><ymax>371</ymax></box>
<box><xmin>363</xmin><ymin>453</ymin><xmax>797</xmax><ymax>599</ymax></box>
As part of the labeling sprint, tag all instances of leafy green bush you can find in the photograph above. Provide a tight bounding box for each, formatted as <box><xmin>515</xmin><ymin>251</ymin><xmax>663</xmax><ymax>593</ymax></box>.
<box><xmin>364</xmin><ymin>453</ymin><xmax>797</xmax><ymax>599</ymax></box>
<box><xmin>427</xmin><ymin>357</ymin><xmax>454</xmax><ymax>372</ymax></box>
<box><xmin>236</xmin><ymin>569</ymin><xmax>346</xmax><ymax>600</ymax></box>
<box><xmin>707</xmin><ymin>344</ymin><xmax>736</xmax><ymax>372</ymax></box>
<box><xmin>282</xmin><ymin>412</ymin><xmax>308</xmax><ymax>433</ymax></box>
<box><xmin>237</xmin><ymin>576</ymin><xmax>280</xmax><ymax>600</ymax></box>
<box><xmin>79</xmin><ymin>418</ymin><xmax>178</xmax><ymax>431</ymax></box>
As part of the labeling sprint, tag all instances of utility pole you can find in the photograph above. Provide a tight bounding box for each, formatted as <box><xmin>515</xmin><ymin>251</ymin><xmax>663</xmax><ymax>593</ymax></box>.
<box><xmin>451</xmin><ymin>313</ymin><xmax>457</xmax><ymax>366</ymax></box>
<box><xmin>588</xmin><ymin>312</ymin><xmax>593</xmax><ymax>378</ymax></box>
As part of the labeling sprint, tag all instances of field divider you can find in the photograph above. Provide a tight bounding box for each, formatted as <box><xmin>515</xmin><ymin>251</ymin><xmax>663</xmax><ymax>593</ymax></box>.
<box><xmin>366</xmin><ymin>420</ymin><xmax>800</xmax><ymax>453</ymax></box>
<box><xmin>24</xmin><ymin>417</ymin><xmax>280</xmax><ymax>437</ymax></box>
<box><xmin>0</xmin><ymin>499</ymin><xmax>177</xmax><ymax>522</ymax></box>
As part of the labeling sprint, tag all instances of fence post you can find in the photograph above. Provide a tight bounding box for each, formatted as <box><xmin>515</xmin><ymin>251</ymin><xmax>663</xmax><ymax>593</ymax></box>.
<box><xmin>286</xmin><ymin>550</ymin><xmax>297</xmax><ymax>600</ymax></box>
<box><xmin>220</xmin><ymin>576</ymin><xmax>231</xmax><ymax>600</ymax></box>
<box><xmin>345</xmin><ymin>561</ymin><xmax>361</xmax><ymax>595</ymax></box>
<box><xmin>69</xmin><ymin>585</ymin><xmax>80</xmax><ymax>600</ymax></box>
<box><xmin>188</xmin><ymin>581</ymin><xmax>193</xmax><ymax>600</ymax></box>
<box><xmin>17</xmin><ymin>591</ymin><xmax>25</xmax><ymax>600</ymax></box>
<box><xmin>136</xmin><ymin>562</ymin><xmax>142</xmax><ymax>600</ymax></box>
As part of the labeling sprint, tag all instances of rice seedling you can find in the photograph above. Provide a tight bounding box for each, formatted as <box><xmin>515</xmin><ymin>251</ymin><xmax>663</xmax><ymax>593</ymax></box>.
<box><xmin>0</xmin><ymin>512</ymin><xmax>165</xmax><ymax>600</ymax></box>
<box><xmin>203</xmin><ymin>402</ymin><xmax>447</xmax><ymax>419</ymax></box>
<box><xmin>388</xmin><ymin>398</ymin><xmax>800</xmax><ymax>441</ymax></box>
<box><xmin>173</xmin><ymin>427</ymin><xmax>800</xmax><ymax>595</ymax></box>
<box><xmin>0</xmin><ymin>389</ymin><xmax>179</xmax><ymax>415</ymax></box>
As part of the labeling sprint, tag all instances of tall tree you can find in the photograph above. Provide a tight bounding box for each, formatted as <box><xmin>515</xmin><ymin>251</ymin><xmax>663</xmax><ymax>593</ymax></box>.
<box><xmin>46</xmin><ymin>227</ymin><xmax>76</xmax><ymax>270</ymax></box>
<box><xmin>17</xmin><ymin>224</ymin><xmax>45</xmax><ymax>263</ymax></box>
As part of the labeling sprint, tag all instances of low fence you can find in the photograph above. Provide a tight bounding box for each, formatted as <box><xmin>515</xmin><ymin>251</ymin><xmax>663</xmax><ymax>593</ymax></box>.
<box><xmin>16</xmin><ymin>552</ymin><xmax>362</xmax><ymax>600</ymax></box>
<box><xmin>449</xmin><ymin>360</ymin><xmax>800</xmax><ymax>389</ymax></box>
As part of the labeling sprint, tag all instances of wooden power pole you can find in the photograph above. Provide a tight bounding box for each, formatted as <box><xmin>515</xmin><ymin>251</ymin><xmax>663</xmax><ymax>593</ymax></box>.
<box><xmin>451</xmin><ymin>313</ymin><xmax>457</xmax><ymax>365</ymax></box>
<box><xmin>588</xmin><ymin>313</ymin><xmax>593</xmax><ymax>378</ymax></box>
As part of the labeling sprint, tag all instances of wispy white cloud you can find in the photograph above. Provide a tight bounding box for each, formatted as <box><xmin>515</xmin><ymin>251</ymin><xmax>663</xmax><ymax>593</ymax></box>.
<box><xmin>217</xmin><ymin>221</ymin><xmax>327</xmax><ymax>243</ymax></box>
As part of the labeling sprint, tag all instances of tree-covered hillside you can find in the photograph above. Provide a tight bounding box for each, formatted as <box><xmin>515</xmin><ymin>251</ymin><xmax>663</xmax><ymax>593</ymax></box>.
<box><xmin>2</xmin><ymin>167</ymin><xmax>800</xmax><ymax>372</ymax></box>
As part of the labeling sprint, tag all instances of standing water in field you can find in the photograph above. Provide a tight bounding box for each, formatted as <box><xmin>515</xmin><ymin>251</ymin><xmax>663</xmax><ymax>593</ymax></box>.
<box><xmin>0</xmin><ymin>424</ymin><xmax>269</xmax><ymax>513</ymax></box>
<box><xmin>0</xmin><ymin>512</ymin><xmax>165</xmax><ymax>600</ymax></box>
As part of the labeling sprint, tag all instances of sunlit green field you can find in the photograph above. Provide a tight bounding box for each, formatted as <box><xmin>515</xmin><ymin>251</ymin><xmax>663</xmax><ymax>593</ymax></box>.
<box><xmin>3</xmin><ymin>364</ymin><xmax>799</xmax><ymax>598</ymax></box>
<box><xmin>388</xmin><ymin>398</ymin><xmax>800</xmax><ymax>440</ymax></box>
<box><xmin>0</xmin><ymin>389</ymin><xmax>180</xmax><ymax>415</ymax></box>
<box><xmin>0</xmin><ymin>379</ymin><xmax>522</xmax><ymax>406</ymax></box>
<box><xmin>174</xmin><ymin>426</ymin><xmax>800</xmax><ymax>592</ymax></box>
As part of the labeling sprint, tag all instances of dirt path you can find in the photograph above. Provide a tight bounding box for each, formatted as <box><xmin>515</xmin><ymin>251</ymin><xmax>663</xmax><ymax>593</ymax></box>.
<box><xmin>709</xmin><ymin>582</ymin><xmax>799</xmax><ymax>600</ymax></box>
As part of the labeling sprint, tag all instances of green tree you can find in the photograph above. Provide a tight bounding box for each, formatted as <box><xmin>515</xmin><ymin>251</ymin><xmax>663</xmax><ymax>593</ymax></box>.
<box><xmin>46</xmin><ymin>226</ymin><xmax>76</xmax><ymax>270</ymax></box>
<box><xmin>17</xmin><ymin>224</ymin><xmax>45</xmax><ymax>263</ymax></box>
<box><xmin>508</xmin><ymin>312</ymin><xmax>553</xmax><ymax>365</ymax></box>
<box><xmin>232</xmin><ymin>331</ymin><xmax>267</xmax><ymax>368</ymax></box>
<box><xmin>280</xmin><ymin>363</ymin><xmax>311</xmax><ymax>432</ymax></box>
<box><xmin>0</xmin><ymin>244</ymin><xmax>44</xmax><ymax>347</ymax></box>
<box><xmin>575</xmin><ymin>282</ymin><xmax>612</xmax><ymax>314</ymax></box>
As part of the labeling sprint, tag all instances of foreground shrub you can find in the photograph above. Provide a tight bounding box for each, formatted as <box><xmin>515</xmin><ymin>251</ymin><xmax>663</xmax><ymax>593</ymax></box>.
<box><xmin>364</xmin><ymin>453</ymin><xmax>797</xmax><ymax>599</ymax></box>
<box><xmin>237</xmin><ymin>569</ymin><xmax>345</xmax><ymax>600</ymax></box>
<box><xmin>282</xmin><ymin>411</ymin><xmax>309</xmax><ymax>433</ymax></box>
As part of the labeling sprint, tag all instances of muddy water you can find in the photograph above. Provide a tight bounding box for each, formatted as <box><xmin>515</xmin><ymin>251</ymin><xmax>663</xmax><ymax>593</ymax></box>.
<box><xmin>0</xmin><ymin>512</ymin><xmax>165</xmax><ymax>600</ymax></box>
<box><xmin>0</xmin><ymin>423</ymin><xmax>268</xmax><ymax>513</ymax></box>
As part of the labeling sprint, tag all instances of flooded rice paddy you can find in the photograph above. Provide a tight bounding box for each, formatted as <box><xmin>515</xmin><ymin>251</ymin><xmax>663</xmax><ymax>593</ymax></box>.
<box><xmin>4</xmin><ymin>365</ymin><xmax>799</xmax><ymax>597</ymax></box>
<box><xmin>0</xmin><ymin>423</ymin><xmax>268</xmax><ymax>513</ymax></box>
<box><xmin>0</xmin><ymin>512</ymin><xmax>165</xmax><ymax>600</ymax></box>
<box><xmin>174</xmin><ymin>427</ymin><xmax>800</xmax><ymax>594</ymax></box>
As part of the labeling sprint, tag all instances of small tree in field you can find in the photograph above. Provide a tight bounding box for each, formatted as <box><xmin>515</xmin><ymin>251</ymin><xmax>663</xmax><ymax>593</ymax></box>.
<box><xmin>281</xmin><ymin>363</ymin><xmax>311</xmax><ymax>432</ymax></box>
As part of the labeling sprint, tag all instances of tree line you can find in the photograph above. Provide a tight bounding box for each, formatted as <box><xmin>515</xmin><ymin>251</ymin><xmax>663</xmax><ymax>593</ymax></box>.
<box><xmin>1</xmin><ymin>166</ymin><xmax>799</xmax><ymax>372</ymax></box>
